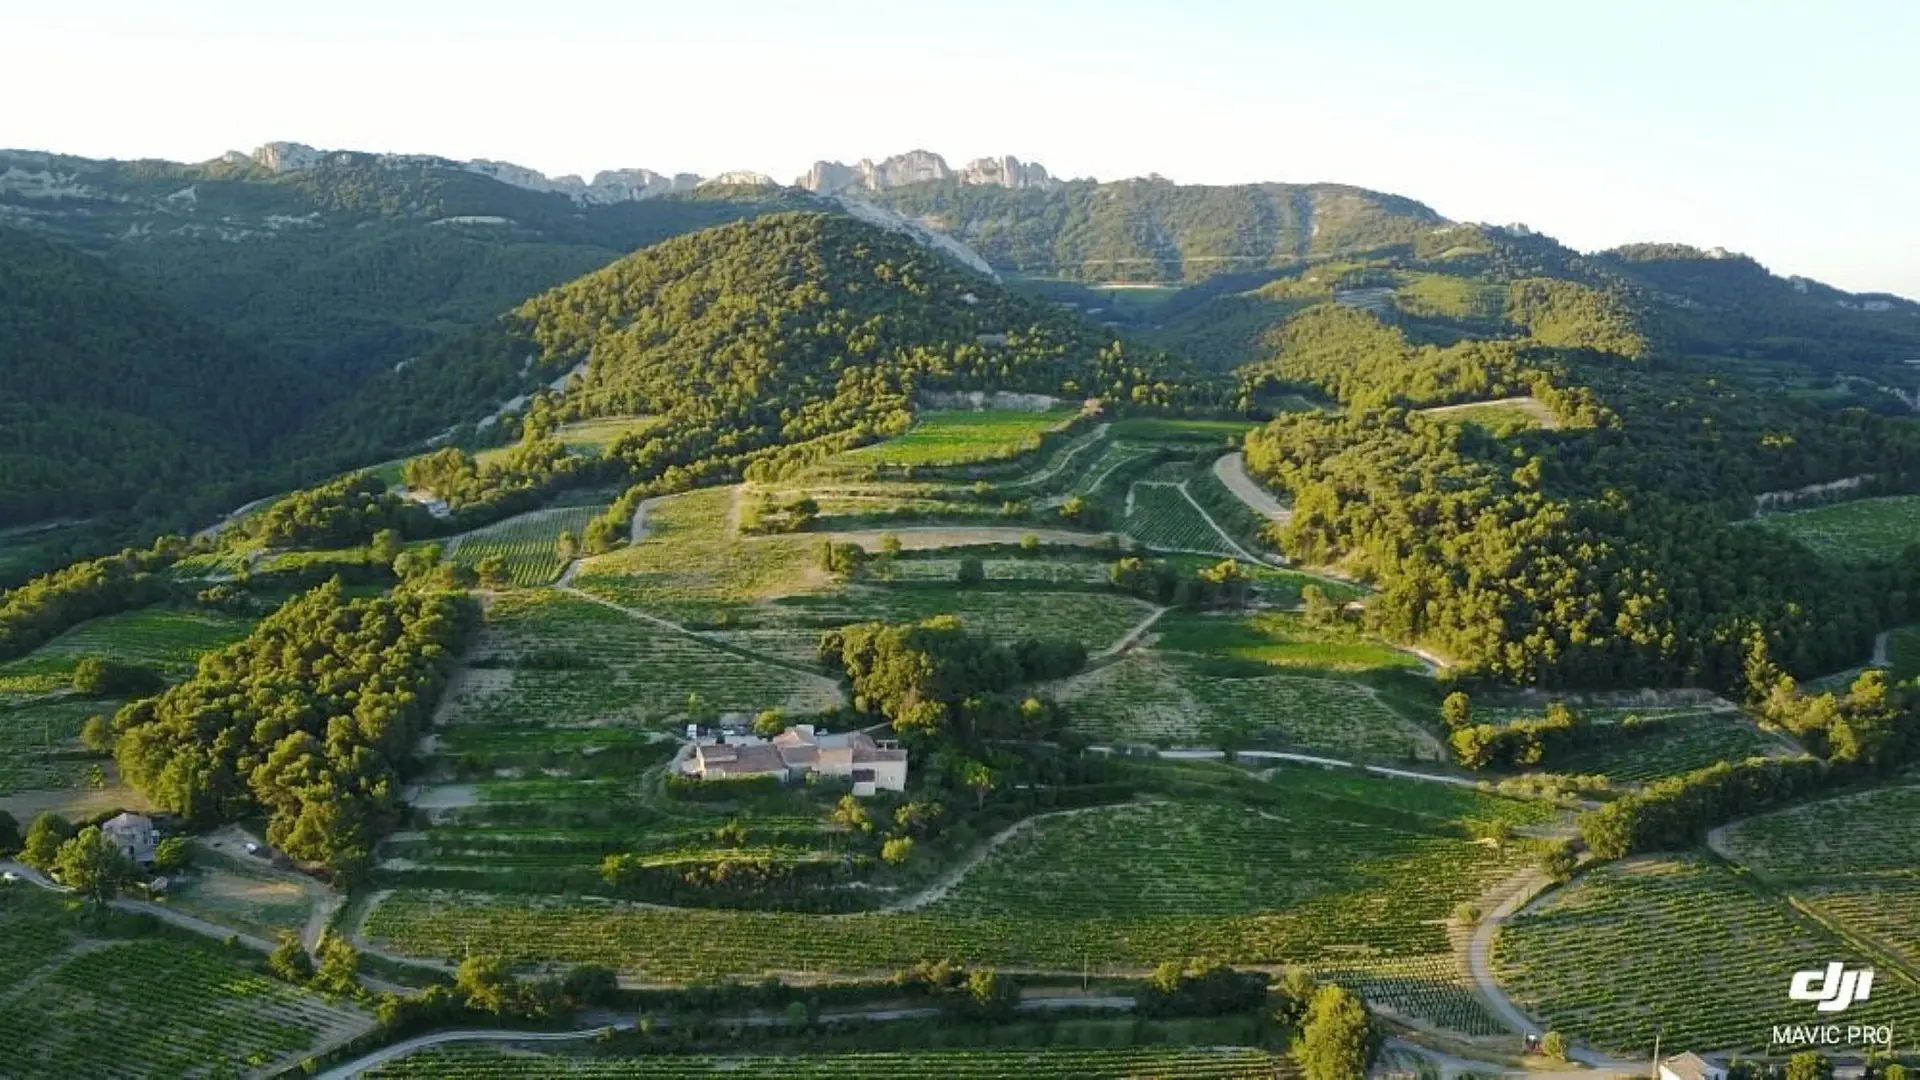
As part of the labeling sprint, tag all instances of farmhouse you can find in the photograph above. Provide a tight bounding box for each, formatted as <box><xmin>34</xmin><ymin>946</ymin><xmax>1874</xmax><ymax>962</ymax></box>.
<box><xmin>689</xmin><ymin>724</ymin><xmax>908</xmax><ymax>795</ymax></box>
<box><xmin>100</xmin><ymin>812</ymin><xmax>159</xmax><ymax>866</ymax></box>
<box><xmin>1659</xmin><ymin>1053</ymin><xmax>1728</xmax><ymax>1080</ymax></box>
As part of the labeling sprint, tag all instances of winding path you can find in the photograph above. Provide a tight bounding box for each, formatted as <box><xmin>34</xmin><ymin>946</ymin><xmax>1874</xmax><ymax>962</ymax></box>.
<box><xmin>882</xmin><ymin>803</ymin><xmax>1129</xmax><ymax>913</ymax></box>
<box><xmin>1211</xmin><ymin>452</ymin><xmax>1291</xmax><ymax>526</ymax></box>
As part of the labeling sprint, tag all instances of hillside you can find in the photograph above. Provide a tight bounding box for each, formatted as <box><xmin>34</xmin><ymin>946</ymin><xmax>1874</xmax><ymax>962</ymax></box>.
<box><xmin>305</xmin><ymin>211</ymin><xmax>1205</xmax><ymax>470</ymax></box>
<box><xmin>0</xmin><ymin>227</ymin><xmax>309</xmax><ymax>527</ymax></box>
<box><xmin>1</xmin><ymin>147</ymin><xmax>814</xmax><ymax>394</ymax></box>
<box><xmin>867</xmin><ymin>177</ymin><xmax>1445</xmax><ymax>282</ymax></box>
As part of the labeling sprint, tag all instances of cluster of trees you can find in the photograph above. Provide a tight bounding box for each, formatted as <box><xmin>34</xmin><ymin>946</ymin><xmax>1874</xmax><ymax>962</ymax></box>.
<box><xmin>1108</xmin><ymin>556</ymin><xmax>1253</xmax><ymax>609</ymax></box>
<box><xmin>400</xmin><ymin>439</ymin><xmax>590</xmax><ymax>515</ymax></box>
<box><xmin>598</xmin><ymin>850</ymin><xmax>862</xmax><ymax>912</ymax></box>
<box><xmin>739</xmin><ymin>491</ymin><xmax>820</xmax><ymax>535</ymax></box>
<box><xmin>817</xmin><ymin>616</ymin><xmax>1085</xmax><ymax>748</ymax></box>
<box><xmin>1241</xmin><ymin>305</ymin><xmax>1529</xmax><ymax>409</ymax></box>
<box><xmin>1247</xmin><ymin>407</ymin><xmax>1911</xmax><ymax>689</ymax></box>
<box><xmin>113</xmin><ymin>579</ymin><xmax>474</xmax><ymax>879</ymax></box>
<box><xmin>0</xmin><ymin>540</ymin><xmax>180</xmax><ymax>661</ymax></box>
<box><xmin>1446</xmin><ymin>702</ymin><xmax>1586</xmax><ymax>771</ymax></box>
<box><xmin>239</xmin><ymin>472</ymin><xmax>428</xmax><ymax>550</ymax></box>
<box><xmin>1577</xmin><ymin>756</ymin><xmax>1831</xmax><ymax>861</ymax></box>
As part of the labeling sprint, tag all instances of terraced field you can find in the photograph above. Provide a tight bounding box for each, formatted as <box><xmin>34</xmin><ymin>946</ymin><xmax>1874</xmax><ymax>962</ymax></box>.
<box><xmin>449</xmin><ymin>505</ymin><xmax>605</xmax><ymax>586</ymax></box>
<box><xmin>836</xmin><ymin>409</ymin><xmax>1074</xmax><ymax>467</ymax></box>
<box><xmin>1050</xmin><ymin>650</ymin><xmax>1436</xmax><ymax>759</ymax></box>
<box><xmin>772</xmin><ymin>587</ymin><xmax>1156</xmax><ymax>654</ymax></box>
<box><xmin>1759</xmin><ymin>495</ymin><xmax>1920</xmax><ymax>563</ymax></box>
<box><xmin>0</xmin><ymin>606</ymin><xmax>257</xmax><ymax>683</ymax></box>
<box><xmin>1493</xmin><ymin>857</ymin><xmax>1920</xmax><ymax>1054</ymax></box>
<box><xmin>575</xmin><ymin>488</ymin><xmax>825</xmax><ymax>624</ymax></box>
<box><xmin>364</xmin><ymin>783</ymin><xmax>1523</xmax><ymax>983</ymax></box>
<box><xmin>1123</xmin><ymin>484</ymin><xmax>1242</xmax><ymax>557</ymax></box>
<box><xmin>366</xmin><ymin>1046</ymin><xmax>1292</xmax><ymax>1079</ymax></box>
<box><xmin>440</xmin><ymin>591</ymin><xmax>843</xmax><ymax>740</ymax></box>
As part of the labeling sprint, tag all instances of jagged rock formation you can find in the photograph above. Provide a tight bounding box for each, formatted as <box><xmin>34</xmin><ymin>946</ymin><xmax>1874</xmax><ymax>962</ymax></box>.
<box><xmin>248</xmin><ymin>142</ymin><xmax>703</xmax><ymax>205</ymax></box>
<box><xmin>796</xmin><ymin>151</ymin><xmax>1058</xmax><ymax>195</ymax></box>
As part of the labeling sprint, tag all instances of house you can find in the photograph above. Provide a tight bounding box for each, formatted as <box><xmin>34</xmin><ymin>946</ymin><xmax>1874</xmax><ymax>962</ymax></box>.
<box><xmin>100</xmin><ymin>812</ymin><xmax>159</xmax><ymax>866</ymax></box>
<box><xmin>687</xmin><ymin>724</ymin><xmax>908</xmax><ymax>795</ymax></box>
<box><xmin>1659</xmin><ymin>1053</ymin><xmax>1727</xmax><ymax>1080</ymax></box>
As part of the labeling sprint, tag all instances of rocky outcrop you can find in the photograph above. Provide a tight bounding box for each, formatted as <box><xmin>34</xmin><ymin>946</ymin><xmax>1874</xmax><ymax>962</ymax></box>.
<box><xmin>246</xmin><ymin>143</ymin><xmax>705</xmax><ymax>205</ymax></box>
<box><xmin>797</xmin><ymin>151</ymin><xmax>1059</xmax><ymax>194</ymax></box>
<box><xmin>700</xmin><ymin>171</ymin><xmax>777</xmax><ymax>189</ymax></box>
<box><xmin>830</xmin><ymin>195</ymin><xmax>999</xmax><ymax>281</ymax></box>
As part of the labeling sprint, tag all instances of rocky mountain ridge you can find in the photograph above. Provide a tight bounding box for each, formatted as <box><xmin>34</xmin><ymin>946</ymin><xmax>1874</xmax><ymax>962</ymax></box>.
<box><xmin>795</xmin><ymin>150</ymin><xmax>1059</xmax><ymax>194</ymax></box>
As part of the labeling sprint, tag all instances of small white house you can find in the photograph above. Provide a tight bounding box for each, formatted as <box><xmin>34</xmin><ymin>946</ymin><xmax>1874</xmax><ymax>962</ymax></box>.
<box><xmin>1659</xmin><ymin>1053</ymin><xmax>1727</xmax><ymax>1080</ymax></box>
<box><xmin>100</xmin><ymin>813</ymin><xmax>159</xmax><ymax>866</ymax></box>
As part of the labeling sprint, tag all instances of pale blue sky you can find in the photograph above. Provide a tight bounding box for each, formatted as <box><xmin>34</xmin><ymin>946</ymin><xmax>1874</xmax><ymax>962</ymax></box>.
<box><xmin>5</xmin><ymin>1</ymin><xmax>1915</xmax><ymax>296</ymax></box>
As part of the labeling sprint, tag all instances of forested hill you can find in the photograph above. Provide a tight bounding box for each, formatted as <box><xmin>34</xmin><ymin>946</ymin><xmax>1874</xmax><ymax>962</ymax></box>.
<box><xmin>1</xmin><ymin>148</ymin><xmax>814</xmax><ymax>398</ymax></box>
<box><xmin>307</xmin><ymin>211</ymin><xmax>1202</xmax><ymax>467</ymax></box>
<box><xmin>867</xmin><ymin>178</ymin><xmax>1445</xmax><ymax>282</ymax></box>
<box><xmin>0</xmin><ymin>227</ymin><xmax>309</xmax><ymax>527</ymax></box>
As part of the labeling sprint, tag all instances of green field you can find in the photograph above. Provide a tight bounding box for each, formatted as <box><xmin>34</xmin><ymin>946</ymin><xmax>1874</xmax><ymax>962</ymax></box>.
<box><xmin>440</xmin><ymin>591</ymin><xmax>843</xmax><ymax>744</ymax></box>
<box><xmin>0</xmin><ymin>890</ymin><xmax>368</xmax><ymax>1079</ymax></box>
<box><xmin>554</xmin><ymin>416</ymin><xmax>662</xmax><ymax>456</ymax></box>
<box><xmin>1551</xmin><ymin>709</ymin><xmax>1784</xmax><ymax>785</ymax></box>
<box><xmin>1124</xmin><ymin>484</ymin><xmax>1242</xmax><ymax>557</ymax></box>
<box><xmin>1716</xmin><ymin>782</ymin><xmax>1920</xmax><ymax>959</ymax></box>
<box><xmin>838</xmin><ymin>410</ymin><xmax>1074</xmax><ymax>467</ymax></box>
<box><xmin>366</xmin><ymin>1045</ymin><xmax>1291</xmax><ymax>1079</ymax></box>
<box><xmin>1493</xmin><ymin>857</ymin><xmax>1920</xmax><ymax>1054</ymax></box>
<box><xmin>0</xmin><ymin>606</ymin><xmax>256</xmax><ymax>684</ymax></box>
<box><xmin>364</xmin><ymin>775</ymin><xmax>1523</xmax><ymax>985</ymax></box>
<box><xmin>451</xmin><ymin>505</ymin><xmax>605</xmax><ymax>586</ymax></box>
<box><xmin>772</xmin><ymin>586</ymin><xmax>1155</xmax><ymax>655</ymax></box>
<box><xmin>1760</xmin><ymin>495</ymin><xmax>1920</xmax><ymax>562</ymax></box>
<box><xmin>1417</xmin><ymin>397</ymin><xmax>1550</xmax><ymax>434</ymax></box>
<box><xmin>1107</xmin><ymin>418</ymin><xmax>1256</xmax><ymax>443</ymax></box>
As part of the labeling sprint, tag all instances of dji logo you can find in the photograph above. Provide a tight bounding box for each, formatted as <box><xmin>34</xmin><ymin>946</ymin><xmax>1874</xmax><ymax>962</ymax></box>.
<box><xmin>1789</xmin><ymin>963</ymin><xmax>1875</xmax><ymax>1013</ymax></box>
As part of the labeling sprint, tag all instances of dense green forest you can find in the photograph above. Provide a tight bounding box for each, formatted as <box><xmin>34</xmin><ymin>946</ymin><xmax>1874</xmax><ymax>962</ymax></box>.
<box><xmin>0</xmin><ymin>228</ymin><xmax>309</xmax><ymax>527</ymax></box>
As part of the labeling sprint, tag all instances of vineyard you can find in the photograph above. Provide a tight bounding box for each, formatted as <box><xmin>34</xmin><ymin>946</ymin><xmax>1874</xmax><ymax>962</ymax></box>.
<box><xmin>1549</xmin><ymin>709</ymin><xmax>1785</xmax><ymax>785</ymax></box>
<box><xmin>575</xmin><ymin>488</ymin><xmax>825</xmax><ymax>624</ymax></box>
<box><xmin>365</xmin><ymin>1045</ymin><xmax>1291</xmax><ymax>1079</ymax></box>
<box><xmin>451</xmin><ymin>505</ymin><xmax>605</xmax><ymax>586</ymax></box>
<box><xmin>1123</xmin><ymin>484</ymin><xmax>1242</xmax><ymax>557</ymax></box>
<box><xmin>1049</xmin><ymin>650</ymin><xmax>1437</xmax><ymax>759</ymax></box>
<box><xmin>0</xmin><ymin>605</ymin><xmax>256</xmax><ymax>682</ymax></box>
<box><xmin>1716</xmin><ymin>782</ymin><xmax>1920</xmax><ymax>877</ymax></box>
<box><xmin>438</xmin><ymin>591</ymin><xmax>843</xmax><ymax>742</ymax></box>
<box><xmin>0</xmin><ymin>892</ymin><xmax>369</xmax><ymax>1079</ymax></box>
<box><xmin>363</xmin><ymin>780</ymin><xmax>1527</xmax><ymax>984</ymax></box>
<box><xmin>0</xmin><ymin>697</ymin><xmax>101</xmax><ymax>794</ymax></box>
<box><xmin>772</xmin><ymin>586</ymin><xmax>1156</xmax><ymax>654</ymax></box>
<box><xmin>1759</xmin><ymin>495</ymin><xmax>1920</xmax><ymax>563</ymax></box>
<box><xmin>835</xmin><ymin>410</ymin><xmax>1074</xmax><ymax>467</ymax></box>
<box><xmin>1493</xmin><ymin>857</ymin><xmax>1920</xmax><ymax>1054</ymax></box>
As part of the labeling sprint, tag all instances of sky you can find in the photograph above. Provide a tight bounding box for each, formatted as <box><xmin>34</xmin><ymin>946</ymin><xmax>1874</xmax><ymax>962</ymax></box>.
<box><xmin>5</xmin><ymin>0</ymin><xmax>1916</xmax><ymax>297</ymax></box>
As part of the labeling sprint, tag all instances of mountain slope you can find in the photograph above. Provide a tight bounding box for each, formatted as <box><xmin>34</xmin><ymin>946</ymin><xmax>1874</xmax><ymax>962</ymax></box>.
<box><xmin>0</xmin><ymin>228</ymin><xmax>309</xmax><ymax>526</ymax></box>
<box><xmin>307</xmin><ymin>212</ymin><xmax>1204</xmax><ymax>468</ymax></box>
<box><xmin>867</xmin><ymin>177</ymin><xmax>1445</xmax><ymax>282</ymax></box>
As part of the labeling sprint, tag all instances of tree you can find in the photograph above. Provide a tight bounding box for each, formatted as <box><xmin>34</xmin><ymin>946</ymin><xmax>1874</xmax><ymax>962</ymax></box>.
<box><xmin>1538</xmin><ymin>841</ymin><xmax>1577</xmax><ymax>884</ymax></box>
<box><xmin>831</xmin><ymin>795</ymin><xmax>873</xmax><ymax>834</ymax></box>
<box><xmin>78</xmin><ymin>713</ymin><xmax>113</xmax><ymax>755</ymax></box>
<box><xmin>1272</xmin><ymin>966</ymin><xmax>1319</xmax><ymax>1029</ymax></box>
<box><xmin>956</xmin><ymin>557</ymin><xmax>986</xmax><ymax>587</ymax></box>
<box><xmin>371</xmin><ymin>529</ymin><xmax>404</xmax><ymax>566</ymax></box>
<box><xmin>879</xmin><ymin>533</ymin><xmax>903</xmax><ymax>557</ymax></box>
<box><xmin>0</xmin><ymin>810</ymin><xmax>18</xmax><ymax>857</ymax></box>
<box><xmin>475</xmin><ymin>554</ymin><xmax>511</xmax><ymax>589</ymax></box>
<box><xmin>53</xmin><ymin>826</ymin><xmax>135</xmax><ymax>904</ymax></box>
<box><xmin>313</xmin><ymin>932</ymin><xmax>361</xmax><ymax>997</ymax></box>
<box><xmin>752</xmin><ymin>709</ymin><xmax>787</xmax><ymax>738</ymax></box>
<box><xmin>455</xmin><ymin>954</ymin><xmax>512</xmax><ymax>1015</ymax></box>
<box><xmin>1882</xmin><ymin>1063</ymin><xmax>1908</xmax><ymax>1080</ymax></box>
<box><xmin>1441</xmin><ymin>691</ymin><xmax>1472</xmax><ymax>730</ymax></box>
<box><xmin>962</xmin><ymin>968</ymin><xmax>1018</xmax><ymax>1021</ymax></box>
<box><xmin>561</xmin><ymin>964</ymin><xmax>620</xmax><ymax>1008</ymax></box>
<box><xmin>555</xmin><ymin>530</ymin><xmax>580</xmax><ymax>561</ymax></box>
<box><xmin>582</xmin><ymin>517</ymin><xmax>620</xmax><ymax>555</ymax></box>
<box><xmin>963</xmin><ymin>760</ymin><xmax>996</xmax><ymax>809</ymax></box>
<box><xmin>269</xmin><ymin>932</ymin><xmax>314</xmax><ymax>982</ymax></box>
<box><xmin>1302</xmin><ymin>584</ymin><xmax>1338</xmax><ymax>625</ymax></box>
<box><xmin>1294</xmin><ymin>983</ymin><xmax>1379</xmax><ymax>1080</ymax></box>
<box><xmin>881</xmin><ymin>836</ymin><xmax>915</xmax><ymax>865</ymax></box>
<box><xmin>21</xmin><ymin>812</ymin><xmax>72</xmax><ymax>870</ymax></box>
<box><xmin>1541</xmin><ymin>1031</ymin><xmax>1568</xmax><ymax>1061</ymax></box>
<box><xmin>1020</xmin><ymin>533</ymin><xmax>1040</xmax><ymax>552</ymax></box>
<box><xmin>1787</xmin><ymin>1052</ymin><xmax>1833</xmax><ymax>1080</ymax></box>
<box><xmin>71</xmin><ymin>656</ymin><xmax>163</xmax><ymax>698</ymax></box>
<box><xmin>152</xmin><ymin>836</ymin><xmax>192</xmax><ymax>872</ymax></box>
